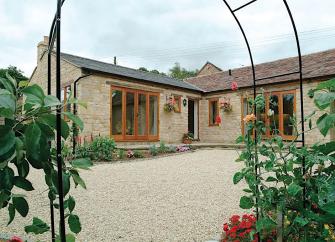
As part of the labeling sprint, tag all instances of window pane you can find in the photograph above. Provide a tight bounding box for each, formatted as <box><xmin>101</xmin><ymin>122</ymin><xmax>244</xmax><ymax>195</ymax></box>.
<box><xmin>209</xmin><ymin>100</ymin><xmax>218</xmax><ymax>125</ymax></box>
<box><xmin>149</xmin><ymin>96</ymin><xmax>158</xmax><ymax>136</ymax></box>
<box><xmin>112</xmin><ymin>90</ymin><xmax>123</xmax><ymax>135</ymax></box>
<box><xmin>138</xmin><ymin>94</ymin><xmax>147</xmax><ymax>136</ymax></box>
<box><xmin>126</xmin><ymin>92</ymin><xmax>135</xmax><ymax>135</ymax></box>
<box><xmin>269</xmin><ymin>94</ymin><xmax>280</xmax><ymax>135</ymax></box>
<box><xmin>283</xmin><ymin>94</ymin><xmax>295</xmax><ymax>136</ymax></box>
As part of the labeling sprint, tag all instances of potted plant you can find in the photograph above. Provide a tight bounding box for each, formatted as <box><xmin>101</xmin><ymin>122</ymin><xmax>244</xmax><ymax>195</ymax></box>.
<box><xmin>182</xmin><ymin>132</ymin><xmax>194</xmax><ymax>144</ymax></box>
<box><xmin>220</xmin><ymin>97</ymin><xmax>232</xmax><ymax>112</ymax></box>
<box><xmin>163</xmin><ymin>96</ymin><xmax>176</xmax><ymax>113</ymax></box>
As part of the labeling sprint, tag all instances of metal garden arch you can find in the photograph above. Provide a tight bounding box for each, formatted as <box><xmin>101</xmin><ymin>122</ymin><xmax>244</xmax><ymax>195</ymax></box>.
<box><xmin>47</xmin><ymin>0</ymin><xmax>305</xmax><ymax>241</ymax></box>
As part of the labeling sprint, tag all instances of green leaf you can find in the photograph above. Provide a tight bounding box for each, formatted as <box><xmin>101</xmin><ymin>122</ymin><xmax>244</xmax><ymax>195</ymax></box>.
<box><xmin>256</xmin><ymin>217</ymin><xmax>276</xmax><ymax>232</ymax></box>
<box><xmin>320</xmin><ymin>202</ymin><xmax>335</xmax><ymax>215</ymax></box>
<box><xmin>5</xmin><ymin>73</ymin><xmax>17</xmax><ymax>90</ymax></box>
<box><xmin>0</xmin><ymin>125</ymin><xmax>16</xmax><ymax>156</ymax></box>
<box><xmin>0</xmin><ymin>191</ymin><xmax>10</xmax><ymax>208</ymax></box>
<box><xmin>7</xmin><ymin>203</ymin><xmax>15</xmax><ymax>225</ymax></box>
<box><xmin>52</xmin><ymin>172</ymin><xmax>71</xmax><ymax>197</ymax></box>
<box><xmin>38</xmin><ymin>114</ymin><xmax>70</xmax><ymax>139</ymax></box>
<box><xmin>0</xmin><ymin>89</ymin><xmax>15</xmax><ymax>117</ymax></box>
<box><xmin>25</xmin><ymin>123</ymin><xmax>45</xmax><ymax>169</ymax></box>
<box><xmin>0</xmin><ymin>76</ymin><xmax>15</xmax><ymax>94</ymax></box>
<box><xmin>70</xmin><ymin>158</ymin><xmax>93</xmax><ymax>170</ymax></box>
<box><xmin>315</xmin><ymin>78</ymin><xmax>335</xmax><ymax>91</ymax></box>
<box><xmin>314</xmin><ymin>92</ymin><xmax>335</xmax><ymax>110</ymax></box>
<box><xmin>44</xmin><ymin>95</ymin><xmax>61</xmax><ymax>107</ymax></box>
<box><xmin>14</xmin><ymin>177</ymin><xmax>34</xmax><ymax>191</ymax></box>
<box><xmin>12</xmin><ymin>197</ymin><xmax>29</xmax><ymax>217</ymax></box>
<box><xmin>25</xmin><ymin>217</ymin><xmax>50</xmax><ymax>234</ymax></box>
<box><xmin>233</xmin><ymin>172</ymin><xmax>244</xmax><ymax>184</ymax></box>
<box><xmin>239</xmin><ymin>196</ymin><xmax>254</xmax><ymax>209</ymax></box>
<box><xmin>316</xmin><ymin>113</ymin><xmax>335</xmax><ymax>137</ymax></box>
<box><xmin>68</xmin><ymin>214</ymin><xmax>81</xmax><ymax>234</ymax></box>
<box><xmin>287</xmin><ymin>183</ymin><xmax>302</xmax><ymax>196</ymax></box>
<box><xmin>15</xmin><ymin>137</ymin><xmax>24</xmax><ymax>163</ymax></box>
<box><xmin>63</xmin><ymin>111</ymin><xmax>84</xmax><ymax>131</ymax></box>
<box><xmin>18</xmin><ymin>80</ymin><xmax>29</xmax><ymax>88</ymax></box>
<box><xmin>15</xmin><ymin>159</ymin><xmax>30</xmax><ymax>178</ymax></box>
<box><xmin>293</xmin><ymin>216</ymin><xmax>309</xmax><ymax>226</ymax></box>
<box><xmin>0</xmin><ymin>167</ymin><xmax>15</xmax><ymax>190</ymax></box>
<box><xmin>68</xmin><ymin>196</ymin><xmax>75</xmax><ymax>213</ymax></box>
<box><xmin>22</xmin><ymin>84</ymin><xmax>45</xmax><ymax>102</ymax></box>
<box><xmin>70</xmin><ymin>170</ymin><xmax>87</xmax><ymax>189</ymax></box>
<box><xmin>266</xmin><ymin>176</ymin><xmax>278</xmax><ymax>182</ymax></box>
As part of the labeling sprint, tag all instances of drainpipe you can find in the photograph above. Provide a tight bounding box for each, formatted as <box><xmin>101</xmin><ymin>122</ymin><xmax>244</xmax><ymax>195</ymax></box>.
<box><xmin>72</xmin><ymin>73</ymin><xmax>92</xmax><ymax>154</ymax></box>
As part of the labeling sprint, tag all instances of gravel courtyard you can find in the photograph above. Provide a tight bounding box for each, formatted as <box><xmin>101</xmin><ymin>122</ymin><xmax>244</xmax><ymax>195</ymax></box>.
<box><xmin>0</xmin><ymin>149</ymin><xmax>246</xmax><ymax>242</ymax></box>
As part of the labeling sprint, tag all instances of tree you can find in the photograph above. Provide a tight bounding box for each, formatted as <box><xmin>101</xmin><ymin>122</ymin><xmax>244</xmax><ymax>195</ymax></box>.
<box><xmin>138</xmin><ymin>67</ymin><xmax>166</xmax><ymax>76</ymax></box>
<box><xmin>168</xmin><ymin>62</ymin><xmax>198</xmax><ymax>80</ymax></box>
<box><xmin>0</xmin><ymin>66</ymin><xmax>28</xmax><ymax>86</ymax></box>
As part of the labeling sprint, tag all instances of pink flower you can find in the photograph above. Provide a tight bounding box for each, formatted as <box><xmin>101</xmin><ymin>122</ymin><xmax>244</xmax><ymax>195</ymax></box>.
<box><xmin>10</xmin><ymin>236</ymin><xmax>24</xmax><ymax>242</ymax></box>
<box><xmin>231</xmin><ymin>81</ymin><xmax>238</xmax><ymax>91</ymax></box>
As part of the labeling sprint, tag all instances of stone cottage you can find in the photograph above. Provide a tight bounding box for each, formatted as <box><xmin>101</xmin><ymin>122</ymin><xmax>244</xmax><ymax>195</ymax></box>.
<box><xmin>30</xmin><ymin>37</ymin><xmax>335</xmax><ymax>145</ymax></box>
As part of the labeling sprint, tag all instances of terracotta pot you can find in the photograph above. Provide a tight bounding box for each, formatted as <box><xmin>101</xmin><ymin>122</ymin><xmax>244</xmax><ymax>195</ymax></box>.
<box><xmin>183</xmin><ymin>139</ymin><xmax>192</xmax><ymax>144</ymax></box>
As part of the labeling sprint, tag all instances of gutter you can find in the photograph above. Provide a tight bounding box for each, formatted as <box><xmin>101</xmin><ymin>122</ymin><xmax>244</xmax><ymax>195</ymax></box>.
<box><xmin>72</xmin><ymin>73</ymin><xmax>92</xmax><ymax>154</ymax></box>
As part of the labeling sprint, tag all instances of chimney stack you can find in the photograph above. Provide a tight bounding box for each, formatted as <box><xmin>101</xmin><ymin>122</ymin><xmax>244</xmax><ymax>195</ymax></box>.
<box><xmin>37</xmin><ymin>36</ymin><xmax>49</xmax><ymax>63</ymax></box>
<box><xmin>114</xmin><ymin>56</ymin><xmax>117</xmax><ymax>65</ymax></box>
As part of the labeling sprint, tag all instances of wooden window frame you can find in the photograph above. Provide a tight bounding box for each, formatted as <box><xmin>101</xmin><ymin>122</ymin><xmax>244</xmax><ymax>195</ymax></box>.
<box><xmin>208</xmin><ymin>99</ymin><xmax>219</xmax><ymax>127</ymax></box>
<box><xmin>173</xmin><ymin>95</ymin><xmax>182</xmax><ymax>113</ymax></box>
<box><xmin>241</xmin><ymin>89</ymin><xmax>297</xmax><ymax>140</ymax></box>
<box><xmin>110</xmin><ymin>85</ymin><xmax>160</xmax><ymax>142</ymax></box>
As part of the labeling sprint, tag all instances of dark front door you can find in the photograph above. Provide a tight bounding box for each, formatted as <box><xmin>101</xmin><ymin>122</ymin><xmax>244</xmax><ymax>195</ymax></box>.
<box><xmin>188</xmin><ymin>99</ymin><xmax>195</xmax><ymax>136</ymax></box>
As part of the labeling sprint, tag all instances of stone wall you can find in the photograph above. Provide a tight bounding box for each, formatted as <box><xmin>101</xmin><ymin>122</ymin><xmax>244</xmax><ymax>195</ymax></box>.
<box><xmin>198</xmin><ymin>81</ymin><xmax>331</xmax><ymax>145</ymax></box>
<box><xmin>77</xmin><ymin>75</ymin><xmax>201</xmax><ymax>143</ymax></box>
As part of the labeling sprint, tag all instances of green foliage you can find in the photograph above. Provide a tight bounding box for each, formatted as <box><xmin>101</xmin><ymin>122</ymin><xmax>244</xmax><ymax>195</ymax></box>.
<box><xmin>149</xmin><ymin>145</ymin><xmax>158</xmax><ymax>156</ymax></box>
<box><xmin>169</xmin><ymin>62</ymin><xmax>198</xmax><ymax>80</ymax></box>
<box><xmin>75</xmin><ymin>137</ymin><xmax>116</xmax><ymax>161</ymax></box>
<box><xmin>158</xmin><ymin>141</ymin><xmax>168</xmax><ymax>153</ymax></box>
<box><xmin>234</xmin><ymin>79</ymin><xmax>335</xmax><ymax>241</ymax></box>
<box><xmin>117</xmin><ymin>149</ymin><xmax>125</xmax><ymax>159</ymax></box>
<box><xmin>0</xmin><ymin>74</ymin><xmax>91</xmax><ymax>239</ymax></box>
<box><xmin>133</xmin><ymin>150</ymin><xmax>144</xmax><ymax>158</ymax></box>
<box><xmin>138</xmin><ymin>67</ymin><xmax>166</xmax><ymax>76</ymax></box>
<box><xmin>0</xmin><ymin>66</ymin><xmax>28</xmax><ymax>87</ymax></box>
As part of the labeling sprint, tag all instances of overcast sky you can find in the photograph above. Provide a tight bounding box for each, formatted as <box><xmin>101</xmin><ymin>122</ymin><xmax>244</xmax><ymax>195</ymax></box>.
<box><xmin>1</xmin><ymin>0</ymin><xmax>335</xmax><ymax>77</ymax></box>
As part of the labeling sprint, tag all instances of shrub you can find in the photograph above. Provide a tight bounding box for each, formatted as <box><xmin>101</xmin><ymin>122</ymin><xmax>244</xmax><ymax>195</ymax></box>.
<box><xmin>133</xmin><ymin>150</ymin><xmax>144</xmax><ymax>158</ymax></box>
<box><xmin>75</xmin><ymin>144</ymin><xmax>91</xmax><ymax>159</ymax></box>
<box><xmin>167</xmin><ymin>145</ymin><xmax>176</xmax><ymax>153</ymax></box>
<box><xmin>158</xmin><ymin>141</ymin><xmax>168</xmax><ymax>153</ymax></box>
<box><xmin>149</xmin><ymin>145</ymin><xmax>158</xmax><ymax>156</ymax></box>
<box><xmin>90</xmin><ymin>137</ymin><xmax>116</xmax><ymax>161</ymax></box>
<box><xmin>118</xmin><ymin>149</ymin><xmax>125</xmax><ymax>159</ymax></box>
<box><xmin>234</xmin><ymin>79</ymin><xmax>335</xmax><ymax>241</ymax></box>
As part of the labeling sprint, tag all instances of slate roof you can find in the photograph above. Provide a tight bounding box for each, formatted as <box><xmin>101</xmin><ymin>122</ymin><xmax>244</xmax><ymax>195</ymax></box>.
<box><xmin>60</xmin><ymin>53</ymin><xmax>203</xmax><ymax>92</ymax></box>
<box><xmin>185</xmin><ymin>49</ymin><xmax>335</xmax><ymax>92</ymax></box>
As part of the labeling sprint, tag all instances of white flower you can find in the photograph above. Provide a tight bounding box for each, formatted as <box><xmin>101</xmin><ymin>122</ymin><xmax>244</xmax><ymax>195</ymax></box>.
<box><xmin>267</xmin><ymin>109</ymin><xmax>274</xmax><ymax>116</ymax></box>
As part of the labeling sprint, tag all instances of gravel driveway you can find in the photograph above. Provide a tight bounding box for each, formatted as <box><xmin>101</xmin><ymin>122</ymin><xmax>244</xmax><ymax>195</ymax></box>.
<box><xmin>0</xmin><ymin>149</ymin><xmax>246</xmax><ymax>242</ymax></box>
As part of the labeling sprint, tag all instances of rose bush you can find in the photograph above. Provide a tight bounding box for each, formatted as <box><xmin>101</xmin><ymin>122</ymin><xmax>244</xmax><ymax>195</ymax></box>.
<box><xmin>233</xmin><ymin>78</ymin><xmax>335</xmax><ymax>241</ymax></box>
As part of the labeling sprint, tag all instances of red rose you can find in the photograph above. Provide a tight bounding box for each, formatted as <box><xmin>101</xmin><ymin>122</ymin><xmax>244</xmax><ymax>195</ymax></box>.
<box><xmin>230</xmin><ymin>215</ymin><xmax>240</xmax><ymax>224</ymax></box>
<box><xmin>10</xmin><ymin>236</ymin><xmax>24</xmax><ymax>242</ymax></box>
<box><xmin>230</xmin><ymin>232</ymin><xmax>237</xmax><ymax>239</ymax></box>
<box><xmin>223</xmin><ymin>223</ymin><xmax>229</xmax><ymax>232</ymax></box>
<box><xmin>231</xmin><ymin>81</ymin><xmax>238</xmax><ymax>91</ymax></box>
